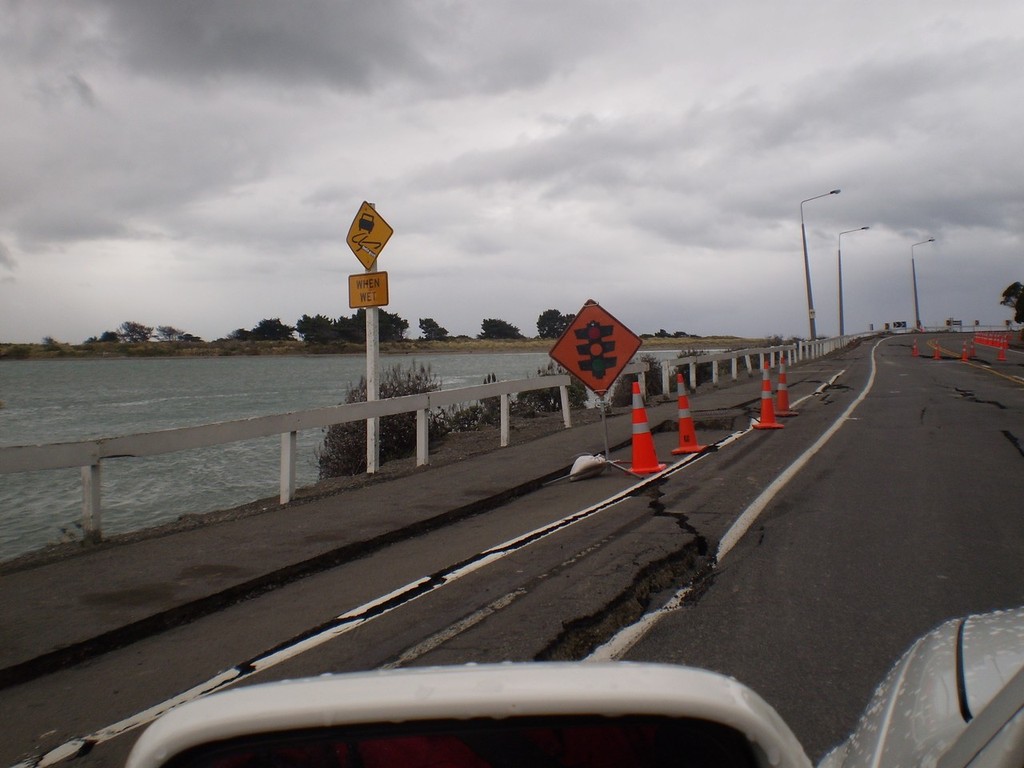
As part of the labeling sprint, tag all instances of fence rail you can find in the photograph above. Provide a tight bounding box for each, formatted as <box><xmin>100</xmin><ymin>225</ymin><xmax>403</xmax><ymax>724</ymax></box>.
<box><xmin>2</xmin><ymin>364</ymin><xmax>648</xmax><ymax>543</ymax></box>
<box><xmin>660</xmin><ymin>334</ymin><xmax>868</xmax><ymax>393</ymax></box>
<box><xmin>1</xmin><ymin>339</ymin><xmax>849</xmax><ymax>544</ymax></box>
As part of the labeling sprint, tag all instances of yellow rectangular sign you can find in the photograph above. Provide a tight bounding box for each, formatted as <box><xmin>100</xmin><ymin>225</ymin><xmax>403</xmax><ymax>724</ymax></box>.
<box><xmin>349</xmin><ymin>271</ymin><xmax>389</xmax><ymax>309</ymax></box>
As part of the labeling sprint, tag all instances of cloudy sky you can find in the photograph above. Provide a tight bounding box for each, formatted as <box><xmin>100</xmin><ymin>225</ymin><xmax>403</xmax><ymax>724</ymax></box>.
<box><xmin>1</xmin><ymin>0</ymin><xmax>1022</xmax><ymax>344</ymax></box>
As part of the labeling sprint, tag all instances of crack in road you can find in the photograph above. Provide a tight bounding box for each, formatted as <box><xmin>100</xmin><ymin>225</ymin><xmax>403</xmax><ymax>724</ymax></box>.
<box><xmin>954</xmin><ymin>388</ymin><xmax>1007</xmax><ymax>409</ymax></box>
<box><xmin>536</xmin><ymin>543</ymin><xmax>711</xmax><ymax>662</ymax></box>
<box><xmin>1002</xmin><ymin>430</ymin><xmax>1024</xmax><ymax>459</ymax></box>
<box><xmin>536</xmin><ymin>485</ymin><xmax>712</xmax><ymax>662</ymax></box>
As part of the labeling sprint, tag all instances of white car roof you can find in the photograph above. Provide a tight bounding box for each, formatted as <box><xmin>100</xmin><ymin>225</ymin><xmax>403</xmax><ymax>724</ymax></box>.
<box><xmin>127</xmin><ymin>662</ymin><xmax>812</xmax><ymax>768</ymax></box>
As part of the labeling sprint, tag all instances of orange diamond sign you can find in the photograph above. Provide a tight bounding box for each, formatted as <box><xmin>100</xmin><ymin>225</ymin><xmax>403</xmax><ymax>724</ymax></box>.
<box><xmin>549</xmin><ymin>300</ymin><xmax>642</xmax><ymax>395</ymax></box>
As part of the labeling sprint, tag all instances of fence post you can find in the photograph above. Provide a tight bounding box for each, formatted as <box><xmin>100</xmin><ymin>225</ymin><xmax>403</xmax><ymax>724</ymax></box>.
<box><xmin>712</xmin><ymin>359</ymin><xmax>719</xmax><ymax>387</ymax></box>
<box><xmin>661</xmin><ymin>365</ymin><xmax>670</xmax><ymax>396</ymax></box>
<box><xmin>280</xmin><ymin>431</ymin><xmax>297</xmax><ymax>504</ymax></box>
<box><xmin>731</xmin><ymin>356</ymin><xmax>738</xmax><ymax>381</ymax></box>
<box><xmin>559</xmin><ymin>385</ymin><xmax>572</xmax><ymax>428</ymax></box>
<box><xmin>500</xmin><ymin>393</ymin><xmax>510</xmax><ymax>447</ymax></box>
<box><xmin>416</xmin><ymin>409</ymin><xmax>429</xmax><ymax>466</ymax></box>
<box><xmin>688</xmin><ymin>361</ymin><xmax>697</xmax><ymax>391</ymax></box>
<box><xmin>82</xmin><ymin>463</ymin><xmax>102</xmax><ymax>543</ymax></box>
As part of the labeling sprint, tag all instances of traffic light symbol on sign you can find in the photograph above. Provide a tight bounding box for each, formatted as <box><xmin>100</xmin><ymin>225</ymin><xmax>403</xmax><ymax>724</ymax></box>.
<box><xmin>575</xmin><ymin>321</ymin><xmax>616</xmax><ymax>380</ymax></box>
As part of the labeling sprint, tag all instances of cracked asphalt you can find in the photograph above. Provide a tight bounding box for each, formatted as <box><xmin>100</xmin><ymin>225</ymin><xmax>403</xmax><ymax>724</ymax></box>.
<box><xmin>2</xmin><ymin>333</ymin><xmax>1022</xmax><ymax>768</ymax></box>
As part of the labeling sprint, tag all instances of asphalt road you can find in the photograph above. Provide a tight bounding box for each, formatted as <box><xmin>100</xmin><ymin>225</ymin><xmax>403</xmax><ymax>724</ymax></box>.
<box><xmin>3</xmin><ymin>334</ymin><xmax>1022</xmax><ymax>768</ymax></box>
<box><xmin>622</xmin><ymin>335</ymin><xmax>1024</xmax><ymax>759</ymax></box>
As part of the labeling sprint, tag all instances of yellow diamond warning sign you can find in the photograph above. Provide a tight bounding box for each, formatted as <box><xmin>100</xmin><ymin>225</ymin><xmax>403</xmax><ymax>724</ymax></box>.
<box><xmin>349</xmin><ymin>271</ymin><xmax>389</xmax><ymax>309</ymax></box>
<box><xmin>346</xmin><ymin>201</ymin><xmax>394</xmax><ymax>269</ymax></box>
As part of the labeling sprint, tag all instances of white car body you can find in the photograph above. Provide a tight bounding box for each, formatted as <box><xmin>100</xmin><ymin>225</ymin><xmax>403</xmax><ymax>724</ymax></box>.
<box><xmin>126</xmin><ymin>607</ymin><xmax>1024</xmax><ymax>768</ymax></box>
<box><xmin>821</xmin><ymin>606</ymin><xmax>1024</xmax><ymax>768</ymax></box>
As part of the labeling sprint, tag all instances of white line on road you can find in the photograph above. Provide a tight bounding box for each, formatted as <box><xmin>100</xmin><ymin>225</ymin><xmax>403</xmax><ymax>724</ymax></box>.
<box><xmin>17</xmin><ymin>438</ymin><xmax>727</xmax><ymax>768</ymax></box>
<box><xmin>16</xmin><ymin>365</ymin><xmax>848</xmax><ymax>768</ymax></box>
<box><xmin>588</xmin><ymin>345</ymin><xmax>881</xmax><ymax>661</ymax></box>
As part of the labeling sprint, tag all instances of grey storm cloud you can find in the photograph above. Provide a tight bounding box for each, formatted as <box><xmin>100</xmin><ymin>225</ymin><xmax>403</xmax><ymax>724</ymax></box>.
<box><xmin>1</xmin><ymin>0</ymin><xmax>1022</xmax><ymax>343</ymax></box>
<box><xmin>0</xmin><ymin>239</ymin><xmax>15</xmax><ymax>271</ymax></box>
<box><xmin>8</xmin><ymin>0</ymin><xmax>629</xmax><ymax>95</ymax></box>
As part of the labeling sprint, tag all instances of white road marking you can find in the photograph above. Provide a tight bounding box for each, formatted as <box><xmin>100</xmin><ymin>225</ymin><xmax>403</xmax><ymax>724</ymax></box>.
<box><xmin>16</xmin><ymin>366</ymin><xmax>846</xmax><ymax>768</ymax></box>
<box><xmin>380</xmin><ymin>589</ymin><xmax>528</xmax><ymax>670</ymax></box>
<box><xmin>588</xmin><ymin>345</ymin><xmax>881</xmax><ymax>661</ymax></box>
<box><xmin>17</xmin><ymin>441</ymin><xmax>724</xmax><ymax>768</ymax></box>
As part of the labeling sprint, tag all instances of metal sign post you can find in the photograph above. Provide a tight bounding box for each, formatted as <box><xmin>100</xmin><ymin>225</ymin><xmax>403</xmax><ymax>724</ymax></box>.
<box><xmin>598</xmin><ymin>395</ymin><xmax>611</xmax><ymax>460</ymax></box>
<box><xmin>365</xmin><ymin>265</ymin><xmax>380</xmax><ymax>474</ymax></box>
<box><xmin>346</xmin><ymin>201</ymin><xmax>394</xmax><ymax>475</ymax></box>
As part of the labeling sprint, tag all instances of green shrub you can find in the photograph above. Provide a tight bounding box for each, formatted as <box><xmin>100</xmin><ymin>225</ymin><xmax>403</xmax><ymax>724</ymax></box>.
<box><xmin>317</xmin><ymin>364</ymin><xmax>447</xmax><ymax>478</ymax></box>
<box><xmin>434</xmin><ymin>373</ymin><xmax>500</xmax><ymax>433</ymax></box>
<box><xmin>609</xmin><ymin>353</ymin><xmax>663</xmax><ymax>406</ymax></box>
<box><xmin>514</xmin><ymin>361</ymin><xmax>588</xmax><ymax>416</ymax></box>
<box><xmin>436</xmin><ymin>403</ymin><xmax>491</xmax><ymax>433</ymax></box>
<box><xmin>0</xmin><ymin>344</ymin><xmax>33</xmax><ymax>360</ymax></box>
<box><xmin>317</xmin><ymin>361</ymin><xmax>590</xmax><ymax>478</ymax></box>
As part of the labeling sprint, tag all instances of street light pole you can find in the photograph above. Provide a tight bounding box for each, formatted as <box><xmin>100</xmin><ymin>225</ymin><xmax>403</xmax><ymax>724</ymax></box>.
<box><xmin>911</xmin><ymin>237</ymin><xmax>936</xmax><ymax>330</ymax></box>
<box><xmin>800</xmin><ymin>189</ymin><xmax>840</xmax><ymax>340</ymax></box>
<box><xmin>837</xmin><ymin>226</ymin><xmax>869</xmax><ymax>337</ymax></box>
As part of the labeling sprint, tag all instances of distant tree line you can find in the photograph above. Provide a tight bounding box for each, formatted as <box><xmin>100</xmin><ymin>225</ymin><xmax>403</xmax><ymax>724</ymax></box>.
<box><xmin>85</xmin><ymin>321</ymin><xmax>203</xmax><ymax>344</ymax></box>
<box><xmin>76</xmin><ymin>309</ymin><xmax>701</xmax><ymax>346</ymax></box>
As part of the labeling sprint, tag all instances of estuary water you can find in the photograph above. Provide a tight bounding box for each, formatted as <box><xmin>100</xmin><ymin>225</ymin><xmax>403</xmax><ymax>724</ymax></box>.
<box><xmin>0</xmin><ymin>350</ymin><xmax>680</xmax><ymax>563</ymax></box>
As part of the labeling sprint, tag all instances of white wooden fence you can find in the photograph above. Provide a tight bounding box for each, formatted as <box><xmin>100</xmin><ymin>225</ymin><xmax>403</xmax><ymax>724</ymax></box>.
<box><xmin>1</xmin><ymin>338</ymin><xmax>851</xmax><ymax>543</ymax></box>
<box><xmin>661</xmin><ymin>336</ymin><xmax>851</xmax><ymax>392</ymax></box>
<box><xmin>1</xmin><ymin>364</ymin><xmax>646</xmax><ymax>543</ymax></box>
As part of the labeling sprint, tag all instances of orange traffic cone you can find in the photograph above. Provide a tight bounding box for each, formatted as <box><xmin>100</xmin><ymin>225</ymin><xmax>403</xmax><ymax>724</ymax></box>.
<box><xmin>775</xmin><ymin>361</ymin><xmax>798</xmax><ymax>417</ymax></box>
<box><xmin>998</xmin><ymin>341</ymin><xmax>1008</xmax><ymax>361</ymax></box>
<box><xmin>932</xmin><ymin>343</ymin><xmax>941</xmax><ymax>360</ymax></box>
<box><xmin>753</xmin><ymin>368</ymin><xmax>784</xmax><ymax>430</ymax></box>
<box><xmin>671</xmin><ymin>374</ymin><xmax>706</xmax><ymax>454</ymax></box>
<box><xmin>628</xmin><ymin>380</ymin><xmax>666</xmax><ymax>474</ymax></box>
<box><xmin>961</xmin><ymin>342</ymin><xmax>969</xmax><ymax>362</ymax></box>
<box><xmin>911</xmin><ymin>339</ymin><xmax>919</xmax><ymax>357</ymax></box>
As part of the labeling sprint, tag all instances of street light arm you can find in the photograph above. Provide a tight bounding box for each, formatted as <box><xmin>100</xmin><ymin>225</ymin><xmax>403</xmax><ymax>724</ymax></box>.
<box><xmin>800</xmin><ymin>188</ymin><xmax>841</xmax><ymax>210</ymax></box>
<box><xmin>839</xmin><ymin>226</ymin><xmax>870</xmax><ymax>238</ymax></box>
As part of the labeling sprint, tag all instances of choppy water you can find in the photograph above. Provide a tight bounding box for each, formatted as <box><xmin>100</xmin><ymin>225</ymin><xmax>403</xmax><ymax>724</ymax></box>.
<box><xmin>0</xmin><ymin>350</ymin><xmax>680</xmax><ymax>562</ymax></box>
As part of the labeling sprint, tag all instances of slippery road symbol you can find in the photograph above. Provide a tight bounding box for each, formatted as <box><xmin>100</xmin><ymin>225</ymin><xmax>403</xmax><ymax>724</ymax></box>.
<box><xmin>347</xmin><ymin>202</ymin><xmax>394</xmax><ymax>269</ymax></box>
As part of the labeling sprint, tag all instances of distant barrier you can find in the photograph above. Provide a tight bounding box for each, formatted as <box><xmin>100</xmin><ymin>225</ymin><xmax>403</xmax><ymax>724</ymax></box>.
<box><xmin>660</xmin><ymin>335</ymin><xmax>861</xmax><ymax>394</ymax></box>
<box><xmin>974</xmin><ymin>331</ymin><xmax>1011</xmax><ymax>350</ymax></box>
<box><xmin>1</xmin><ymin>337</ymin><xmax>852</xmax><ymax>546</ymax></box>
